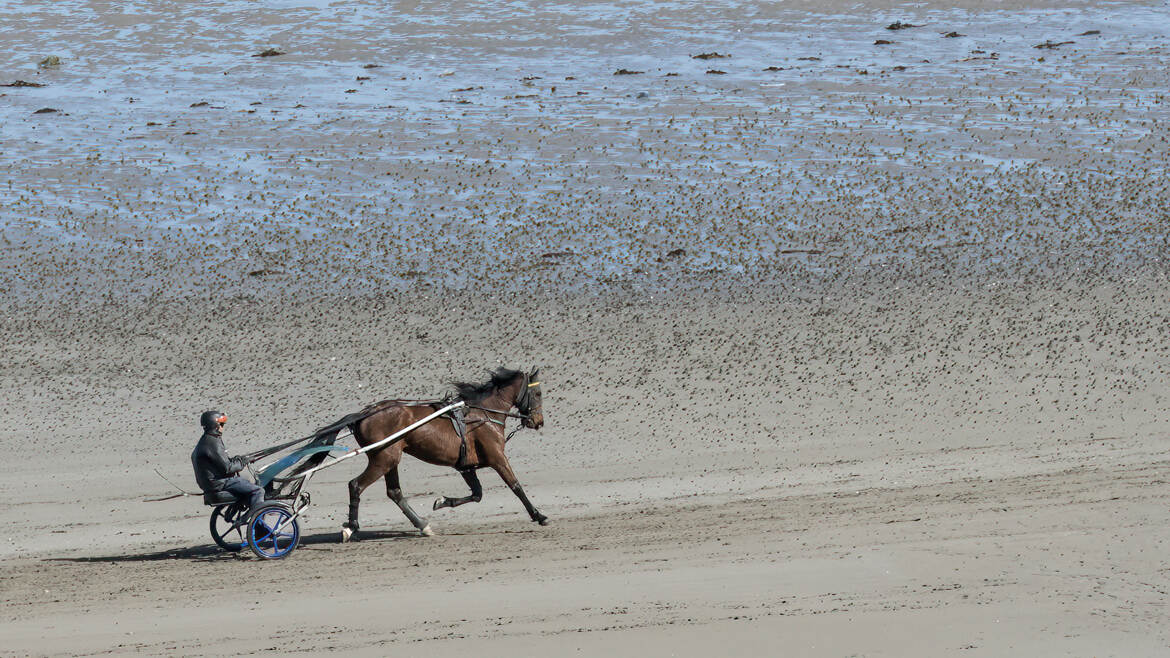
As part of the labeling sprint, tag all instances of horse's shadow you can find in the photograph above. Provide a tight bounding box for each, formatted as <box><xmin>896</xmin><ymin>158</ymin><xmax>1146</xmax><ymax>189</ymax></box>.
<box><xmin>44</xmin><ymin>529</ymin><xmax>421</xmax><ymax>564</ymax></box>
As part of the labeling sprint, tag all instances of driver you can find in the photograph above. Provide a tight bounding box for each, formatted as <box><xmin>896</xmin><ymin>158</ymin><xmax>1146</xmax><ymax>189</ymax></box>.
<box><xmin>191</xmin><ymin>410</ymin><xmax>264</xmax><ymax>511</ymax></box>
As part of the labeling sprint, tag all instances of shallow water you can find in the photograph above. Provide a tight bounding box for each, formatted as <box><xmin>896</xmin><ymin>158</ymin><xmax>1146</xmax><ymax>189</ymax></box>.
<box><xmin>1</xmin><ymin>0</ymin><xmax>1168</xmax><ymax>298</ymax></box>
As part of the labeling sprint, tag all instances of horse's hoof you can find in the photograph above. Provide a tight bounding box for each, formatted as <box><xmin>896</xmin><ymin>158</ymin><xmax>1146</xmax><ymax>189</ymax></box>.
<box><xmin>432</xmin><ymin>497</ymin><xmax>446</xmax><ymax>511</ymax></box>
<box><xmin>340</xmin><ymin>526</ymin><xmax>354</xmax><ymax>543</ymax></box>
<box><xmin>536</xmin><ymin>516</ymin><xmax>550</xmax><ymax>526</ymax></box>
<box><xmin>420</xmin><ymin>524</ymin><xmax>435</xmax><ymax>537</ymax></box>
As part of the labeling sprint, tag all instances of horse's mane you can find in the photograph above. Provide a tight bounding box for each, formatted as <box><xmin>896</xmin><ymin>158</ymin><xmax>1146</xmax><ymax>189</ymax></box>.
<box><xmin>451</xmin><ymin>367</ymin><xmax>524</xmax><ymax>404</ymax></box>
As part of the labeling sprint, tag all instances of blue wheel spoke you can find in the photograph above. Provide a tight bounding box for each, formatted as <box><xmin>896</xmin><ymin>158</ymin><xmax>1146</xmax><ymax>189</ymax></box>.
<box><xmin>248</xmin><ymin>507</ymin><xmax>298</xmax><ymax>557</ymax></box>
<box><xmin>257</xmin><ymin>516</ymin><xmax>283</xmax><ymax>546</ymax></box>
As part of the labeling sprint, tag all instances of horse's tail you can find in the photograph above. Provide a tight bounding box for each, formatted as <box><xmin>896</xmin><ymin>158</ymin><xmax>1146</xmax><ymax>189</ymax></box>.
<box><xmin>285</xmin><ymin>408</ymin><xmax>375</xmax><ymax>477</ymax></box>
<box><xmin>284</xmin><ymin>429</ymin><xmax>342</xmax><ymax>477</ymax></box>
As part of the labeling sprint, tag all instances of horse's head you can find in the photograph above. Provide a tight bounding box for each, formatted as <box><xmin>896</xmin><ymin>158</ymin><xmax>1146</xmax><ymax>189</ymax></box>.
<box><xmin>517</xmin><ymin>368</ymin><xmax>544</xmax><ymax>429</ymax></box>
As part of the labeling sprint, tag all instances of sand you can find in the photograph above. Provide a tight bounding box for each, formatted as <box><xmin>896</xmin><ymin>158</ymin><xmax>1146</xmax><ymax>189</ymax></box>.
<box><xmin>2</xmin><ymin>282</ymin><xmax>1167</xmax><ymax>656</ymax></box>
<box><xmin>2</xmin><ymin>0</ymin><xmax>1169</xmax><ymax>655</ymax></box>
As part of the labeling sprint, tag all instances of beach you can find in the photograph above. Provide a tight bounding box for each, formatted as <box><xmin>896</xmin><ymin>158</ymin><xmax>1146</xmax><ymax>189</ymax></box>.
<box><xmin>1</xmin><ymin>0</ymin><xmax>1168</xmax><ymax>655</ymax></box>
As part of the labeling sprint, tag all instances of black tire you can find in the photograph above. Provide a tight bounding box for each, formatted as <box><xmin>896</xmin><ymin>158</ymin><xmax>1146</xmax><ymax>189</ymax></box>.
<box><xmin>210</xmin><ymin>504</ymin><xmax>246</xmax><ymax>552</ymax></box>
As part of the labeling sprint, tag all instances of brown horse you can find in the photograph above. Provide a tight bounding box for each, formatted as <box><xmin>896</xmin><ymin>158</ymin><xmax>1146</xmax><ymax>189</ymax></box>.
<box><xmin>339</xmin><ymin>367</ymin><xmax>547</xmax><ymax>541</ymax></box>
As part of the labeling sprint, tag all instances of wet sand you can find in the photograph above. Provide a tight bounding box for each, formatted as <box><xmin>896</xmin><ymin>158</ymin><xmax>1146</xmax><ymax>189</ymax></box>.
<box><xmin>3</xmin><ymin>0</ymin><xmax>1168</xmax><ymax>298</ymax></box>
<box><xmin>2</xmin><ymin>0</ymin><xmax>1170</xmax><ymax>656</ymax></box>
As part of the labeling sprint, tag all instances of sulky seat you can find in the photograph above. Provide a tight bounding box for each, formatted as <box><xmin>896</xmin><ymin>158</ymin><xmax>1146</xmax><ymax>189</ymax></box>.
<box><xmin>203</xmin><ymin>490</ymin><xmax>238</xmax><ymax>506</ymax></box>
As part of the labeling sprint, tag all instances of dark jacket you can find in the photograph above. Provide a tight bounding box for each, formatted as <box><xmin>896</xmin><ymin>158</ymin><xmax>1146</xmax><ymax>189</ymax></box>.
<box><xmin>191</xmin><ymin>431</ymin><xmax>247</xmax><ymax>492</ymax></box>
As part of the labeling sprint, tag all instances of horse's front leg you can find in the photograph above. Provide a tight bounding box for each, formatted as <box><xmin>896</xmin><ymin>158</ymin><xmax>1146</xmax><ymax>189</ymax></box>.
<box><xmin>490</xmin><ymin>459</ymin><xmax>549</xmax><ymax>526</ymax></box>
<box><xmin>433</xmin><ymin>469</ymin><xmax>484</xmax><ymax>511</ymax></box>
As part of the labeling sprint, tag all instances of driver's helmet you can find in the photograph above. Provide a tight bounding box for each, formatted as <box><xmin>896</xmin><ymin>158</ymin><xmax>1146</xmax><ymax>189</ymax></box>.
<box><xmin>200</xmin><ymin>410</ymin><xmax>227</xmax><ymax>432</ymax></box>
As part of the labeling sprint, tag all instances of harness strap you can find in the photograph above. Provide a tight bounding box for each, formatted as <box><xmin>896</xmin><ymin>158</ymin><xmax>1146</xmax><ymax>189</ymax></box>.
<box><xmin>467</xmin><ymin>416</ymin><xmax>505</xmax><ymax>427</ymax></box>
<box><xmin>467</xmin><ymin>405</ymin><xmax>528</xmax><ymax>420</ymax></box>
<box><xmin>465</xmin><ymin>411</ymin><xmax>522</xmax><ymax>442</ymax></box>
<box><xmin>439</xmin><ymin>405</ymin><xmax>474</xmax><ymax>470</ymax></box>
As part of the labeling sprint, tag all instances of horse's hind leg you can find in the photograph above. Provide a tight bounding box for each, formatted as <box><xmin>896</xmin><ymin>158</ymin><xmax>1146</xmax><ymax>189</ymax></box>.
<box><xmin>489</xmin><ymin>458</ymin><xmax>549</xmax><ymax>526</ymax></box>
<box><xmin>341</xmin><ymin>462</ymin><xmax>384</xmax><ymax>542</ymax></box>
<box><xmin>385</xmin><ymin>466</ymin><xmax>433</xmax><ymax>537</ymax></box>
<box><xmin>433</xmin><ymin>469</ymin><xmax>483</xmax><ymax>511</ymax></box>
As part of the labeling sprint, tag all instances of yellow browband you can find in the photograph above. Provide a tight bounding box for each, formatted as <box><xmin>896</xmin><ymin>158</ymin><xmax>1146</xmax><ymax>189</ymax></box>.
<box><xmin>528</xmin><ymin>381</ymin><xmax>541</xmax><ymax>387</ymax></box>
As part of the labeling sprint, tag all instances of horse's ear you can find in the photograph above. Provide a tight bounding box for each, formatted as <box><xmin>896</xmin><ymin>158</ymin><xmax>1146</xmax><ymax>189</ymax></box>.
<box><xmin>529</xmin><ymin>367</ymin><xmax>540</xmax><ymax>379</ymax></box>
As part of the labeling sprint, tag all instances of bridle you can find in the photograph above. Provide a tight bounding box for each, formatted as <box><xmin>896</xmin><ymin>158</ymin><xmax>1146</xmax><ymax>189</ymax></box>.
<box><xmin>515</xmin><ymin>372</ymin><xmax>539</xmax><ymax>417</ymax></box>
<box><xmin>466</xmin><ymin>372</ymin><xmax>542</xmax><ymax>441</ymax></box>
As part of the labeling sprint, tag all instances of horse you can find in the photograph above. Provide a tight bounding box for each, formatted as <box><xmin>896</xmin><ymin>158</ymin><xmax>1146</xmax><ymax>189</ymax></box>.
<box><xmin>339</xmin><ymin>367</ymin><xmax>547</xmax><ymax>541</ymax></box>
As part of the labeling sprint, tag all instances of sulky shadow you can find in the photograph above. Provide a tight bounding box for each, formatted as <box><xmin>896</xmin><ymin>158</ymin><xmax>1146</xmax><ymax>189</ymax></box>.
<box><xmin>44</xmin><ymin>529</ymin><xmax>423</xmax><ymax>564</ymax></box>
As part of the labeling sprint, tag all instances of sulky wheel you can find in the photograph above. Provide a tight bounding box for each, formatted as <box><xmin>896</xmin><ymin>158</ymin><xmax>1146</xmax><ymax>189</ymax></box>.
<box><xmin>210</xmin><ymin>504</ymin><xmax>246</xmax><ymax>552</ymax></box>
<box><xmin>247</xmin><ymin>502</ymin><xmax>301</xmax><ymax>559</ymax></box>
